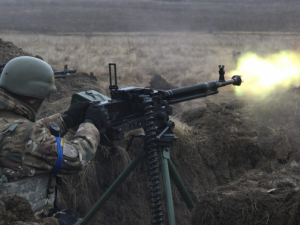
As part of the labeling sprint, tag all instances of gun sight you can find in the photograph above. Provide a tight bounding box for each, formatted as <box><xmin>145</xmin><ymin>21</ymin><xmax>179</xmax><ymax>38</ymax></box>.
<box><xmin>109</xmin><ymin>63</ymin><xmax>118</xmax><ymax>93</ymax></box>
<box><xmin>218</xmin><ymin>65</ymin><xmax>225</xmax><ymax>82</ymax></box>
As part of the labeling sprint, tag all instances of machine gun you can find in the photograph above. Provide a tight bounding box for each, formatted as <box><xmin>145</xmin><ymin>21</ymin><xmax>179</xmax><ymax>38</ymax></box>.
<box><xmin>0</xmin><ymin>63</ymin><xmax>76</xmax><ymax>78</ymax></box>
<box><xmin>73</xmin><ymin>63</ymin><xmax>242</xmax><ymax>225</ymax></box>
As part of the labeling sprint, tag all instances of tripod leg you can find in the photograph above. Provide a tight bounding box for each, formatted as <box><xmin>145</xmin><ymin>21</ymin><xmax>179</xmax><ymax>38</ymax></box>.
<box><xmin>79</xmin><ymin>148</ymin><xmax>148</xmax><ymax>225</ymax></box>
<box><xmin>168</xmin><ymin>159</ymin><xmax>195</xmax><ymax>209</ymax></box>
<box><xmin>160</xmin><ymin>148</ymin><xmax>176</xmax><ymax>225</ymax></box>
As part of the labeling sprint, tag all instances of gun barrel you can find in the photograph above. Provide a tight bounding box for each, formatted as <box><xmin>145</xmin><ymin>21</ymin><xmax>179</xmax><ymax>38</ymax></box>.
<box><xmin>217</xmin><ymin>75</ymin><xmax>242</xmax><ymax>87</ymax></box>
<box><xmin>53</xmin><ymin>68</ymin><xmax>77</xmax><ymax>79</ymax></box>
<box><xmin>54</xmin><ymin>68</ymin><xmax>77</xmax><ymax>75</ymax></box>
<box><xmin>163</xmin><ymin>75</ymin><xmax>242</xmax><ymax>104</ymax></box>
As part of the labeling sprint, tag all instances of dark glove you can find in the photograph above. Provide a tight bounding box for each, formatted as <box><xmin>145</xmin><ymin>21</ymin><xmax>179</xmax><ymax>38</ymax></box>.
<box><xmin>84</xmin><ymin>104</ymin><xmax>109</xmax><ymax>131</ymax></box>
<box><xmin>62</xmin><ymin>102</ymin><xmax>90</xmax><ymax>128</ymax></box>
<box><xmin>53</xmin><ymin>209</ymin><xmax>78</xmax><ymax>225</ymax></box>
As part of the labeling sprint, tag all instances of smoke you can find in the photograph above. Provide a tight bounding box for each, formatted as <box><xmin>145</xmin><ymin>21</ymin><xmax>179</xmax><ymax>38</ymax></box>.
<box><xmin>229</xmin><ymin>51</ymin><xmax>300</xmax><ymax>99</ymax></box>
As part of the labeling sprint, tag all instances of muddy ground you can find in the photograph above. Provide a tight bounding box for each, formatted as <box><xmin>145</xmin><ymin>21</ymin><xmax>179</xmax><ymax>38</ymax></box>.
<box><xmin>2</xmin><ymin>39</ymin><xmax>300</xmax><ymax>225</ymax></box>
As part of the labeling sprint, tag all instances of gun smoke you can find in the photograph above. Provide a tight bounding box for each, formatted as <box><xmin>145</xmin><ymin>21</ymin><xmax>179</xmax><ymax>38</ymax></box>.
<box><xmin>230</xmin><ymin>51</ymin><xmax>300</xmax><ymax>99</ymax></box>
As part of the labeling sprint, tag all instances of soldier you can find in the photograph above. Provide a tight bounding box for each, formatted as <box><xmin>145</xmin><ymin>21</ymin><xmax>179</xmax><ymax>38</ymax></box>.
<box><xmin>0</xmin><ymin>56</ymin><xmax>108</xmax><ymax>224</ymax></box>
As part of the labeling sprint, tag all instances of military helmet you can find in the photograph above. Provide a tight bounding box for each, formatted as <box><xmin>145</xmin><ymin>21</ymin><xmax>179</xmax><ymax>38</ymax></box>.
<box><xmin>0</xmin><ymin>56</ymin><xmax>56</xmax><ymax>98</ymax></box>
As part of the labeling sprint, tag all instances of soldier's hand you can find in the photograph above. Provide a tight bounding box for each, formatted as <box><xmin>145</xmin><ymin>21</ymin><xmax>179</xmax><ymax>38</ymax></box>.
<box><xmin>84</xmin><ymin>104</ymin><xmax>109</xmax><ymax>131</ymax></box>
<box><xmin>63</xmin><ymin>102</ymin><xmax>90</xmax><ymax>128</ymax></box>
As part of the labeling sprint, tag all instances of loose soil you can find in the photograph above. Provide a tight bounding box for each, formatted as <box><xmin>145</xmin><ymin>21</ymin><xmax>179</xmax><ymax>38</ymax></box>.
<box><xmin>0</xmin><ymin>38</ymin><xmax>32</xmax><ymax>63</ymax></box>
<box><xmin>190</xmin><ymin>88</ymin><xmax>300</xmax><ymax>225</ymax></box>
<box><xmin>0</xmin><ymin>194</ymin><xmax>58</xmax><ymax>225</ymax></box>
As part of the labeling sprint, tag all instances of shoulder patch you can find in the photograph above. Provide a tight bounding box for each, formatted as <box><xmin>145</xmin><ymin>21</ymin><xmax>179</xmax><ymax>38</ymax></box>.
<box><xmin>63</xmin><ymin>143</ymin><xmax>79</xmax><ymax>158</ymax></box>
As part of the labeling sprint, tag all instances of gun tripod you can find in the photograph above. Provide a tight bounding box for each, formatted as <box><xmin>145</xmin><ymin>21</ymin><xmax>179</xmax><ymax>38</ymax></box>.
<box><xmin>78</xmin><ymin>121</ymin><xmax>195</xmax><ymax>225</ymax></box>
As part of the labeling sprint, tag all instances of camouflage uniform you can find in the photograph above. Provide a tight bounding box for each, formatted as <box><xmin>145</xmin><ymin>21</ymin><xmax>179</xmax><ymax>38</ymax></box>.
<box><xmin>0</xmin><ymin>89</ymin><xmax>100</xmax><ymax>211</ymax></box>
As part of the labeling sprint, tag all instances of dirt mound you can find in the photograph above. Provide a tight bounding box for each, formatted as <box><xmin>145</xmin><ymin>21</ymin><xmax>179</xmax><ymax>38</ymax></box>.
<box><xmin>149</xmin><ymin>74</ymin><xmax>177</xmax><ymax>90</ymax></box>
<box><xmin>40</xmin><ymin>72</ymin><xmax>107</xmax><ymax>118</ymax></box>
<box><xmin>191</xmin><ymin>171</ymin><xmax>300</xmax><ymax>225</ymax></box>
<box><xmin>180</xmin><ymin>100</ymin><xmax>264</xmax><ymax>181</ymax></box>
<box><xmin>246</xmin><ymin>89</ymin><xmax>300</xmax><ymax>168</ymax></box>
<box><xmin>0</xmin><ymin>38</ymin><xmax>32</xmax><ymax>63</ymax></box>
<box><xmin>189</xmin><ymin>89</ymin><xmax>300</xmax><ymax>225</ymax></box>
<box><xmin>0</xmin><ymin>194</ymin><xmax>58</xmax><ymax>225</ymax></box>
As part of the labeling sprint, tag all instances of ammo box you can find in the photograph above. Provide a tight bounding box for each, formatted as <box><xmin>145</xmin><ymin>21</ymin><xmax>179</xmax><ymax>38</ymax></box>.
<box><xmin>71</xmin><ymin>90</ymin><xmax>111</xmax><ymax>104</ymax></box>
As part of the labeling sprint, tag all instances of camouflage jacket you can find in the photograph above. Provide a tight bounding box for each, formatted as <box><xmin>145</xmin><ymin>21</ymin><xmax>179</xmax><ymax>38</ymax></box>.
<box><xmin>0</xmin><ymin>89</ymin><xmax>100</xmax><ymax>181</ymax></box>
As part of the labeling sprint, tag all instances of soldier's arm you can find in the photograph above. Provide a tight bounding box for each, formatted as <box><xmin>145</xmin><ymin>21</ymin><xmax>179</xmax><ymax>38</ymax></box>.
<box><xmin>25</xmin><ymin>121</ymin><xmax>100</xmax><ymax>174</ymax></box>
<box><xmin>59</xmin><ymin>122</ymin><xmax>100</xmax><ymax>173</ymax></box>
<box><xmin>36</xmin><ymin>113</ymin><xmax>68</xmax><ymax>136</ymax></box>
<box><xmin>36</xmin><ymin>101</ymin><xmax>91</xmax><ymax>137</ymax></box>
<box><xmin>58</xmin><ymin>104</ymin><xmax>108</xmax><ymax>173</ymax></box>
<box><xmin>18</xmin><ymin>103</ymin><xmax>106</xmax><ymax>176</ymax></box>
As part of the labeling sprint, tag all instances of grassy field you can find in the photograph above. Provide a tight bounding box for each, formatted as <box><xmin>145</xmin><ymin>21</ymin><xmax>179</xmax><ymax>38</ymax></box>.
<box><xmin>2</xmin><ymin>32</ymin><xmax>300</xmax><ymax>101</ymax></box>
<box><xmin>1</xmin><ymin>0</ymin><xmax>300</xmax><ymax>94</ymax></box>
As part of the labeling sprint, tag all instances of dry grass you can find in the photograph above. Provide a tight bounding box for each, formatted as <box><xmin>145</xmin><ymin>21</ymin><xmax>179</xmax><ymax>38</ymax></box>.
<box><xmin>2</xmin><ymin>32</ymin><xmax>300</xmax><ymax>98</ymax></box>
